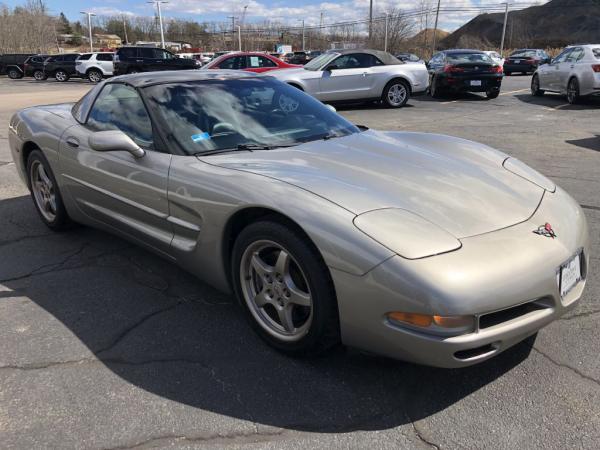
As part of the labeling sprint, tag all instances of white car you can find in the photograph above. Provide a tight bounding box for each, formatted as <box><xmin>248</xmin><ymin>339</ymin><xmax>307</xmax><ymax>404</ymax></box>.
<box><xmin>267</xmin><ymin>49</ymin><xmax>429</xmax><ymax>108</ymax></box>
<box><xmin>200</xmin><ymin>52</ymin><xmax>214</xmax><ymax>64</ymax></box>
<box><xmin>532</xmin><ymin>44</ymin><xmax>600</xmax><ymax>104</ymax></box>
<box><xmin>484</xmin><ymin>51</ymin><xmax>504</xmax><ymax>68</ymax></box>
<box><xmin>76</xmin><ymin>52</ymin><xmax>114</xmax><ymax>82</ymax></box>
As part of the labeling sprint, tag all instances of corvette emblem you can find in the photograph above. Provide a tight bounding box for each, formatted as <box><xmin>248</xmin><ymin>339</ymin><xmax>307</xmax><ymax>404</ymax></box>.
<box><xmin>533</xmin><ymin>223</ymin><xmax>557</xmax><ymax>238</ymax></box>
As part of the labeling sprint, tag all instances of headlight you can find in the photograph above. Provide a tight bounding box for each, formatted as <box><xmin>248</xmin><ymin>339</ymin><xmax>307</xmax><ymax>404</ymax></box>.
<box><xmin>386</xmin><ymin>312</ymin><xmax>476</xmax><ymax>336</ymax></box>
<box><xmin>503</xmin><ymin>157</ymin><xmax>555</xmax><ymax>192</ymax></box>
<box><xmin>353</xmin><ymin>208</ymin><xmax>461</xmax><ymax>259</ymax></box>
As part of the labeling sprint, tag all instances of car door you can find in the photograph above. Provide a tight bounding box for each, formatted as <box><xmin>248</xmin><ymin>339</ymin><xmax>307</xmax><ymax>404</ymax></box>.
<box><xmin>63</xmin><ymin>54</ymin><xmax>79</xmax><ymax>75</ymax></box>
<box><xmin>96</xmin><ymin>53</ymin><xmax>114</xmax><ymax>75</ymax></box>
<box><xmin>546</xmin><ymin>49</ymin><xmax>571</xmax><ymax>91</ymax></box>
<box><xmin>318</xmin><ymin>53</ymin><xmax>375</xmax><ymax>101</ymax></box>
<box><xmin>59</xmin><ymin>83</ymin><xmax>174</xmax><ymax>255</ymax></box>
<box><xmin>137</xmin><ymin>47</ymin><xmax>155</xmax><ymax>71</ymax></box>
<box><xmin>561</xmin><ymin>47</ymin><xmax>584</xmax><ymax>91</ymax></box>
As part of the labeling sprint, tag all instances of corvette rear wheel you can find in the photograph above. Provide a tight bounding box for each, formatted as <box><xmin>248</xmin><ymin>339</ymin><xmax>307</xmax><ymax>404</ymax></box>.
<box><xmin>27</xmin><ymin>150</ymin><xmax>71</xmax><ymax>230</ymax></box>
<box><xmin>232</xmin><ymin>220</ymin><xmax>340</xmax><ymax>355</ymax></box>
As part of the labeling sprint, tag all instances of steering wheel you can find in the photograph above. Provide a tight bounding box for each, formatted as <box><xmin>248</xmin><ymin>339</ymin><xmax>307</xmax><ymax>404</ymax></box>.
<box><xmin>276</xmin><ymin>93</ymin><xmax>300</xmax><ymax>114</ymax></box>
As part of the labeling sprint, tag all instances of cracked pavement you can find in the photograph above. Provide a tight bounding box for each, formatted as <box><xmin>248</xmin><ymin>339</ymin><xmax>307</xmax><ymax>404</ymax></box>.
<box><xmin>0</xmin><ymin>76</ymin><xmax>599</xmax><ymax>449</ymax></box>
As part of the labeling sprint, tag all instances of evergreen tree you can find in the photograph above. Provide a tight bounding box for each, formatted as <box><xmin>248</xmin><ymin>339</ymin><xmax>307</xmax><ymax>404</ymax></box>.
<box><xmin>58</xmin><ymin>12</ymin><xmax>72</xmax><ymax>34</ymax></box>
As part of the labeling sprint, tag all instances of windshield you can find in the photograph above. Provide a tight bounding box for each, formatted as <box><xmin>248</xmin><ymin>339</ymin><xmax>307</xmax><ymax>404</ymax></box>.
<box><xmin>143</xmin><ymin>77</ymin><xmax>359</xmax><ymax>155</ymax></box>
<box><xmin>304</xmin><ymin>52</ymin><xmax>338</xmax><ymax>70</ymax></box>
<box><xmin>447</xmin><ymin>53</ymin><xmax>493</xmax><ymax>64</ymax></box>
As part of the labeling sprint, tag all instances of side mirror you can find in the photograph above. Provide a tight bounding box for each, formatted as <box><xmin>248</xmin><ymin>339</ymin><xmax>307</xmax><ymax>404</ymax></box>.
<box><xmin>88</xmin><ymin>130</ymin><xmax>145</xmax><ymax>158</ymax></box>
<box><xmin>324</xmin><ymin>64</ymin><xmax>338</xmax><ymax>71</ymax></box>
<box><xmin>324</xmin><ymin>104</ymin><xmax>337</xmax><ymax>113</ymax></box>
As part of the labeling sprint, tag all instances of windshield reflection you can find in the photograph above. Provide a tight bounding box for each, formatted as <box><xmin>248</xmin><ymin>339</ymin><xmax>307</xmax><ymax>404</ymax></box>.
<box><xmin>143</xmin><ymin>78</ymin><xmax>359</xmax><ymax>155</ymax></box>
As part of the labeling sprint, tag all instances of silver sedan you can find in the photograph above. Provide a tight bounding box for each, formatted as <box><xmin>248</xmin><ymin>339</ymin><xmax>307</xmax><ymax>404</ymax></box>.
<box><xmin>9</xmin><ymin>70</ymin><xmax>589</xmax><ymax>368</ymax></box>
<box><xmin>532</xmin><ymin>44</ymin><xmax>600</xmax><ymax>103</ymax></box>
<box><xmin>267</xmin><ymin>49</ymin><xmax>429</xmax><ymax>108</ymax></box>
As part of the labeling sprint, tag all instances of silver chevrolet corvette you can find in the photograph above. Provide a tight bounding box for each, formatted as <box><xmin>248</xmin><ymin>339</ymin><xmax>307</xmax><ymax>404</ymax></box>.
<box><xmin>9</xmin><ymin>70</ymin><xmax>589</xmax><ymax>368</ymax></box>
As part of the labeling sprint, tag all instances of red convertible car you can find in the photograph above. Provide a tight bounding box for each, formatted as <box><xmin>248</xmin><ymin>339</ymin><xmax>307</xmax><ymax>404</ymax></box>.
<box><xmin>202</xmin><ymin>52</ymin><xmax>300</xmax><ymax>73</ymax></box>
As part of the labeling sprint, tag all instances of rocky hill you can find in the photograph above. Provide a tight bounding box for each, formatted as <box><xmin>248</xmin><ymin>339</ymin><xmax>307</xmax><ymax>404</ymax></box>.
<box><xmin>441</xmin><ymin>0</ymin><xmax>600</xmax><ymax>49</ymax></box>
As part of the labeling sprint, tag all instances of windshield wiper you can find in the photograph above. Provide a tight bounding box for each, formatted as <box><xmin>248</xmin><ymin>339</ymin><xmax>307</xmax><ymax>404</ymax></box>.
<box><xmin>196</xmin><ymin>143</ymin><xmax>296</xmax><ymax>156</ymax></box>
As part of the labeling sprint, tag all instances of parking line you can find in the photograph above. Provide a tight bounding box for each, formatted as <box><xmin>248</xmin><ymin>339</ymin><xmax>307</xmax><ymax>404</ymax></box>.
<box><xmin>500</xmin><ymin>88</ymin><xmax>529</xmax><ymax>96</ymax></box>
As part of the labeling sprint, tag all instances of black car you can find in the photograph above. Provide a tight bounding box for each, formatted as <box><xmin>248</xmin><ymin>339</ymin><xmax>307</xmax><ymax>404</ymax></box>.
<box><xmin>287</xmin><ymin>51</ymin><xmax>309</xmax><ymax>65</ymax></box>
<box><xmin>24</xmin><ymin>55</ymin><xmax>50</xmax><ymax>80</ymax></box>
<box><xmin>396</xmin><ymin>52</ymin><xmax>422</xmax><ymax>63</ymax></box>
<box><xmin>43</xmin><ymin>53</ymin><xmax>81</xmax><ymax>82</ymax></box>
<box><xmin>0</xmin><ymin>53</ymin><xmax>34</xmax><ymax>78</ymax></box>
<box><xmin>427</xmin><ymin>49</ymin><xmax>503</xmax><ymax>99</ymax></box>
<box><xmin>113</xmin><ymin>47</ymin><xmax>198</xmax><ymax>75</ymax></box>
<box><xmin>306</xmin><ymin>50</ymin><xmax>323</xmax><ymax>61</ymax></box>
<box><xmin>504</xmin><ymin>49</ymin><xmax>551</xmax><ymax>75</ymax></box>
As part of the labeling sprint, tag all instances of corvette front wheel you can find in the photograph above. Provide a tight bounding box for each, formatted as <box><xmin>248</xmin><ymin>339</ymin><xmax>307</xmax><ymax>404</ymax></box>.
<box><xmin>232</xmin><ymin>220</ymin><xmax>340</xmax><ymax>355</ymax></box>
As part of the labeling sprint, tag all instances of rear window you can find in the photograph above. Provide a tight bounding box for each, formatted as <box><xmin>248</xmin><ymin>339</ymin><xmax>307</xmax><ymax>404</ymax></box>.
<box><xmin>593</xmin><ymin>48</ymin><xmax>600</xmax><ymax>59</ymax></box>
<box><xmin>447</xmin><ymin>53</ymin><xmax>492</xmax><ymax>64</ymax></box>
<box><xmin>78</xmin><ymin>54</ymin><xmax>92</xmax><ymax>61</ymax></box>
<box><xmin>510</xmin><ymin>50</ymin><xmax>537</xmax><ymax>58</ymax></box>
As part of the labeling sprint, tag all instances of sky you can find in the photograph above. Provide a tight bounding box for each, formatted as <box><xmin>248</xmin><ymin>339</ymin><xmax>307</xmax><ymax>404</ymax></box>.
<box><xmin>3</xmin><ymin>0</ymin><xmax>550</xmax><ymax>32</ymax></box>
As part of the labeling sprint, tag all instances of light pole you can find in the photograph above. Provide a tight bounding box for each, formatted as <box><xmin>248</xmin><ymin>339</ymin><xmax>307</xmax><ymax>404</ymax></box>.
<box><xmin>500</xmin><ymin>2</ymin><xmax>510</xmax><ymax>57</ymax></box>
<box><xmin>228</xmin><ymin>16</ymin><xmax>236</xmax><ymax>51</ymax></box>
<box><xmin>298</xmin><ymin>19</ymin><xmax>305</xmax><ymax>51</ymax></box>
<box><xmin>80</xmin><ymin>12</ymin><xmax>96</xmax><ymax>52</ymax></box>
<box><xmin>240</xmin><ymin>5</ymin><xmax>248</xmax><ymax>51</ymax></box>
<box><xmin>148</xmin><ymin>1</ymin><xmax>168</xmax><ymax>48</ymax></box>
<box><xmin>431</xmin><ymin>0</ymin><xmax>442</xmax><ymax>56</ymax></box>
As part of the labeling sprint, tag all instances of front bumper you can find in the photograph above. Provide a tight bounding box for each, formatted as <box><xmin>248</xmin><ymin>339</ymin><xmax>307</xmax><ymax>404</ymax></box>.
<box><xmin>331</xmin><ymin>187</ymin><xmax>589</xmax><ymax>368</ymax></box>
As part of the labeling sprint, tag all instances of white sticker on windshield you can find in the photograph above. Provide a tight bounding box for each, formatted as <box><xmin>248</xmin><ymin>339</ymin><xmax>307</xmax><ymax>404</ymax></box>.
<box><xmin>250</xmin><ymin>56</ymin><xmax>259</xmax><ymax>67</ymax></box>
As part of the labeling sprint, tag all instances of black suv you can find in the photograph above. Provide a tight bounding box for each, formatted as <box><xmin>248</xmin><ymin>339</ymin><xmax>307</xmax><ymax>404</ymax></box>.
<box><xmin>43</xmin><ymin>53</ymin><xmax>81</xmax><ymax>82</ymax></box>
<box><xmin>114</xmin><ymin>47</ymin><xmax>198</xmax><ymax>75</ymax></box>
<box><xmin>24</xmin><ymin>55</ymin><xmax>50</xmax><ymax>80</ymax></box>
<box><xmin>0</xmin><ymin>54</ymin><xmax>34</xmax><ymax>78</ymax></box>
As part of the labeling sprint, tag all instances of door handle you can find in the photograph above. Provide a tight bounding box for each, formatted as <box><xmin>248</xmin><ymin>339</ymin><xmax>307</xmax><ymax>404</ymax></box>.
<box><xmin>65</xmin><ymin>137</ymin><xmax>79</xmax><ymax>148</ymax></box>
<box><xmin>362</xmin><ymin>72</ymin><xmax>368</xmax><ymax>77</ymax></box>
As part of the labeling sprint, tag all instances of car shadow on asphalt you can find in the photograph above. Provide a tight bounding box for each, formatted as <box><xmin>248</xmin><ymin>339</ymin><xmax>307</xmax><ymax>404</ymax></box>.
<box><xmin>1</xmin><ymin>194</ymin><xmax>535</xmax><ymax>433</ymax></box>
<box><xmin>566</xmin><ymin>135</ymin><xmax>600</xmax><ymax>152</ymax></box>
<box><xmin>514</xmin><ymin>93</ymin><xmax>600</xmax><ymax>110</ymax></box>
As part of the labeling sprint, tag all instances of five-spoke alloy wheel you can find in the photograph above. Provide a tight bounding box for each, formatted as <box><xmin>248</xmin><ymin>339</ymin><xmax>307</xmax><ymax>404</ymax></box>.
<box><xmin>383</xmin><ymin>79</ymin><xmax>410</xmax><ymax>108</ymax></box>
<box><xmin>232</xmin><ymin>220</ymin><xmax>340</xmax><ymax>355</ymax></box>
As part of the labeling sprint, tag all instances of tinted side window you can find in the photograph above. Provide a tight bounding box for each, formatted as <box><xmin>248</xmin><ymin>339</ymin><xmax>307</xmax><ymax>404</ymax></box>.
<box><xmin>65</xmin><ymin>54</ymin><xmax>79</xmax><ymax>62</ymax></box>
<box><xmin>139</xmin><ymin>48</ymin><xmax>155</xmax><ymax>59</ymax></box>
<box><xmin>119</xmin><ymin>48</ymin><xmax>137</xmax><ymax>59</ymax></box>
<box><xmin>567</xmin><ymin>47</ymin><xmax>584</xmax><ymax>62</ymax></box>
<box><xmin>87</xmin><ymin>84</ymin><xmax>154</xmax><ymax>149</ymax></box>
<box><xmin>153</xmin><ymin>49</ymin><xmax>171</xmax><ymax>59</ymax></box>
<box><xmin>553</xmin><ymin>49</ymin><xmax>572</xmax><ymax>64</ymax></box>
<box><xmin>247</xmin><ymin>56</ymin><xmax>277</xmax><ymax>68</ymax></box>
<box><xmin>219</xmin><ymin>56</ymin><xmax>246</xmax><ymax>69</ymax></box>
<box><xmin>97</xmin><ymin>53</ymin><xmax>113</xmax><ymax>61</ymax></box>
<box><xmin>78</xmin><ymin>54</ymin><xmax>92</xmax><ymax>61</ymax></box>
<box><xmin>333</xmin><ymin>54</ymin><xmax>364</xmax><ymax>69</ymax></box>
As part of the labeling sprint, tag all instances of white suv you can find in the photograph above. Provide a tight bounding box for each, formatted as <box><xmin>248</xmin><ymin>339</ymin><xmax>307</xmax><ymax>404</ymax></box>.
<box><xmin>76</xmin><ymin>52</ymin><xmax>114</xmax><ymax>82</ymax></box>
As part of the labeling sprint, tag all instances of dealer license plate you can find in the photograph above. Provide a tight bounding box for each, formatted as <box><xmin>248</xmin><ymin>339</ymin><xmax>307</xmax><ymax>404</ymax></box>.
<box><xmin>470</xmin><ymin>80</ymin><xmax>482</xmax><ymax>86</ymax></box>
<box><xmin>559</xmin><ymin>252</ymin><xmax>582</xmax><ymax>297</ymax></box>
<box><xmin>514</xmin><ymin>59</ymin><xmax>521</xmax><ymax>64</ymax></box>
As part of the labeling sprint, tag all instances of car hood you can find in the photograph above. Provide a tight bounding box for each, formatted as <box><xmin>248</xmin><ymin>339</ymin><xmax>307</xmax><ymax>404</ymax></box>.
<box><xmin>201</xmin><ymin>130</ymin><xmax>544</xmax><ymax>239</ymax></box>
<box><xmin>267</xmin><ymin>67</ymin><xmax>311</xmax><ymax>78</ymax></box>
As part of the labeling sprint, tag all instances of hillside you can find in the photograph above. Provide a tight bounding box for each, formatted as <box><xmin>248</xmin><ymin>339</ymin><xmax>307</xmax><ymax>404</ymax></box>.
<box><xmin>441</xmin><ymin>0</ymin><xmax>600</xmax><ymax>49</ymax></box>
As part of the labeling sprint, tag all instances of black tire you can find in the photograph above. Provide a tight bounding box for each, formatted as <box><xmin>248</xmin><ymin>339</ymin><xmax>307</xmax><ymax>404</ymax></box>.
<box><xmin>33</xmin><ymin>70</ymin><xmax>47</xmax><ymax>81</ymax></box>
<box><xmin>87</xmin><ymin>69</ymin><xmax>103</xmax><ymax>83</ymax></box>
<box><xmin>382</xmin><ymin>79</ymin><xmax>410</xmax><ymax>108</ymax></box>
<box><xmin>8</xmin><ymin>68</ymin><xmax>22</xmax><ymax>79</ymax></box>
<box><xmin>26</xmin><ymin>150</ymin><xmax>71</xmax><ymax>231</ymax></box>
<box><xmin>486</xmin><ymin>89</ymin><xmax>500</xmax><ymax>99</ymax></box>
<box><xmin>231</xmin><ymin>219</ymin><xmax>340</xmax><ymax>356</ymax></box>
<box><xmin>430</xmin><ymin>76</ymin><xmax>443</xmax><ymax>99</ymax></box>
<box><xmin>54</xmin><ymin>70</ymin><xmax>69</xmax><ymax>82</ymax></box>
<box><xmin>566</xmin><ymin>77</ymin><xmax>580</xmax><ymax>104</ymax></box>
<box><xmin>531</xmin><ymin>74</ymin><xmax>545</xmax><ymax>96</ymax></box>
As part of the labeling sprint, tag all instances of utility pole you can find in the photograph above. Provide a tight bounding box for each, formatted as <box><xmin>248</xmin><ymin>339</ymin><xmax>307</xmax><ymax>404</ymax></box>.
<box><xmin>228</xmin><ymin>16</ymin><xmax>235</xmax><ymax>50</ymax></box>
<box><xmin>148</xmin><ymin>1</ymin><xmax>168</xmax><ymax>48</ymax></box>
<box><xmin>123</xmin><ymin>18</ymin><xmax>128</xmax><ymax>45</ymax></box>
<box><xmin>240</xmin><ymin>5</ymin><xmax>248</xmax><ymax>51</ymax></box>
<box><xmin>384</xmin><ymin>13</ymin><xmax>389</xmax><ymax>52</ymax></box>
<box><xmin>500</xmin><ymin>2</ymin><xmax>509</xmax><ymax>57</ymax></box>
<box><xmin>80</xmin><ymin>11</ymin><xmax>96</xmax><ymax>52</ymax></box>
<box><xmin>302</xmin><ymin>19</ymin><xmax>305</xmax><ymax>51</ymax></box>
<box><xmin>237</xmin><ymin>26</ymin><xmax>242</xmax><ymax>51</ymax></box>
<box><xmin>431</xmin><ymin>0</ymin><xmax>441</xmax><ymax>56</ymax></box>
<box><xmin>368</xmin><ymin>0</ymin><xmax>373</xmax><ymax>42</ymax></box>
<box><xmin>320</xmin><ymin>11</ymin><xmax>324</xmax><ymax>43</ymax></box>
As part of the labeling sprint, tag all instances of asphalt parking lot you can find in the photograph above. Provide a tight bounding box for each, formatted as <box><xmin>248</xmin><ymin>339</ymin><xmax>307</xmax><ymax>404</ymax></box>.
<box><xmin>0</xmin><ymin>75</ymin><xmax>599</xmax><ymax>450</ymax></box>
